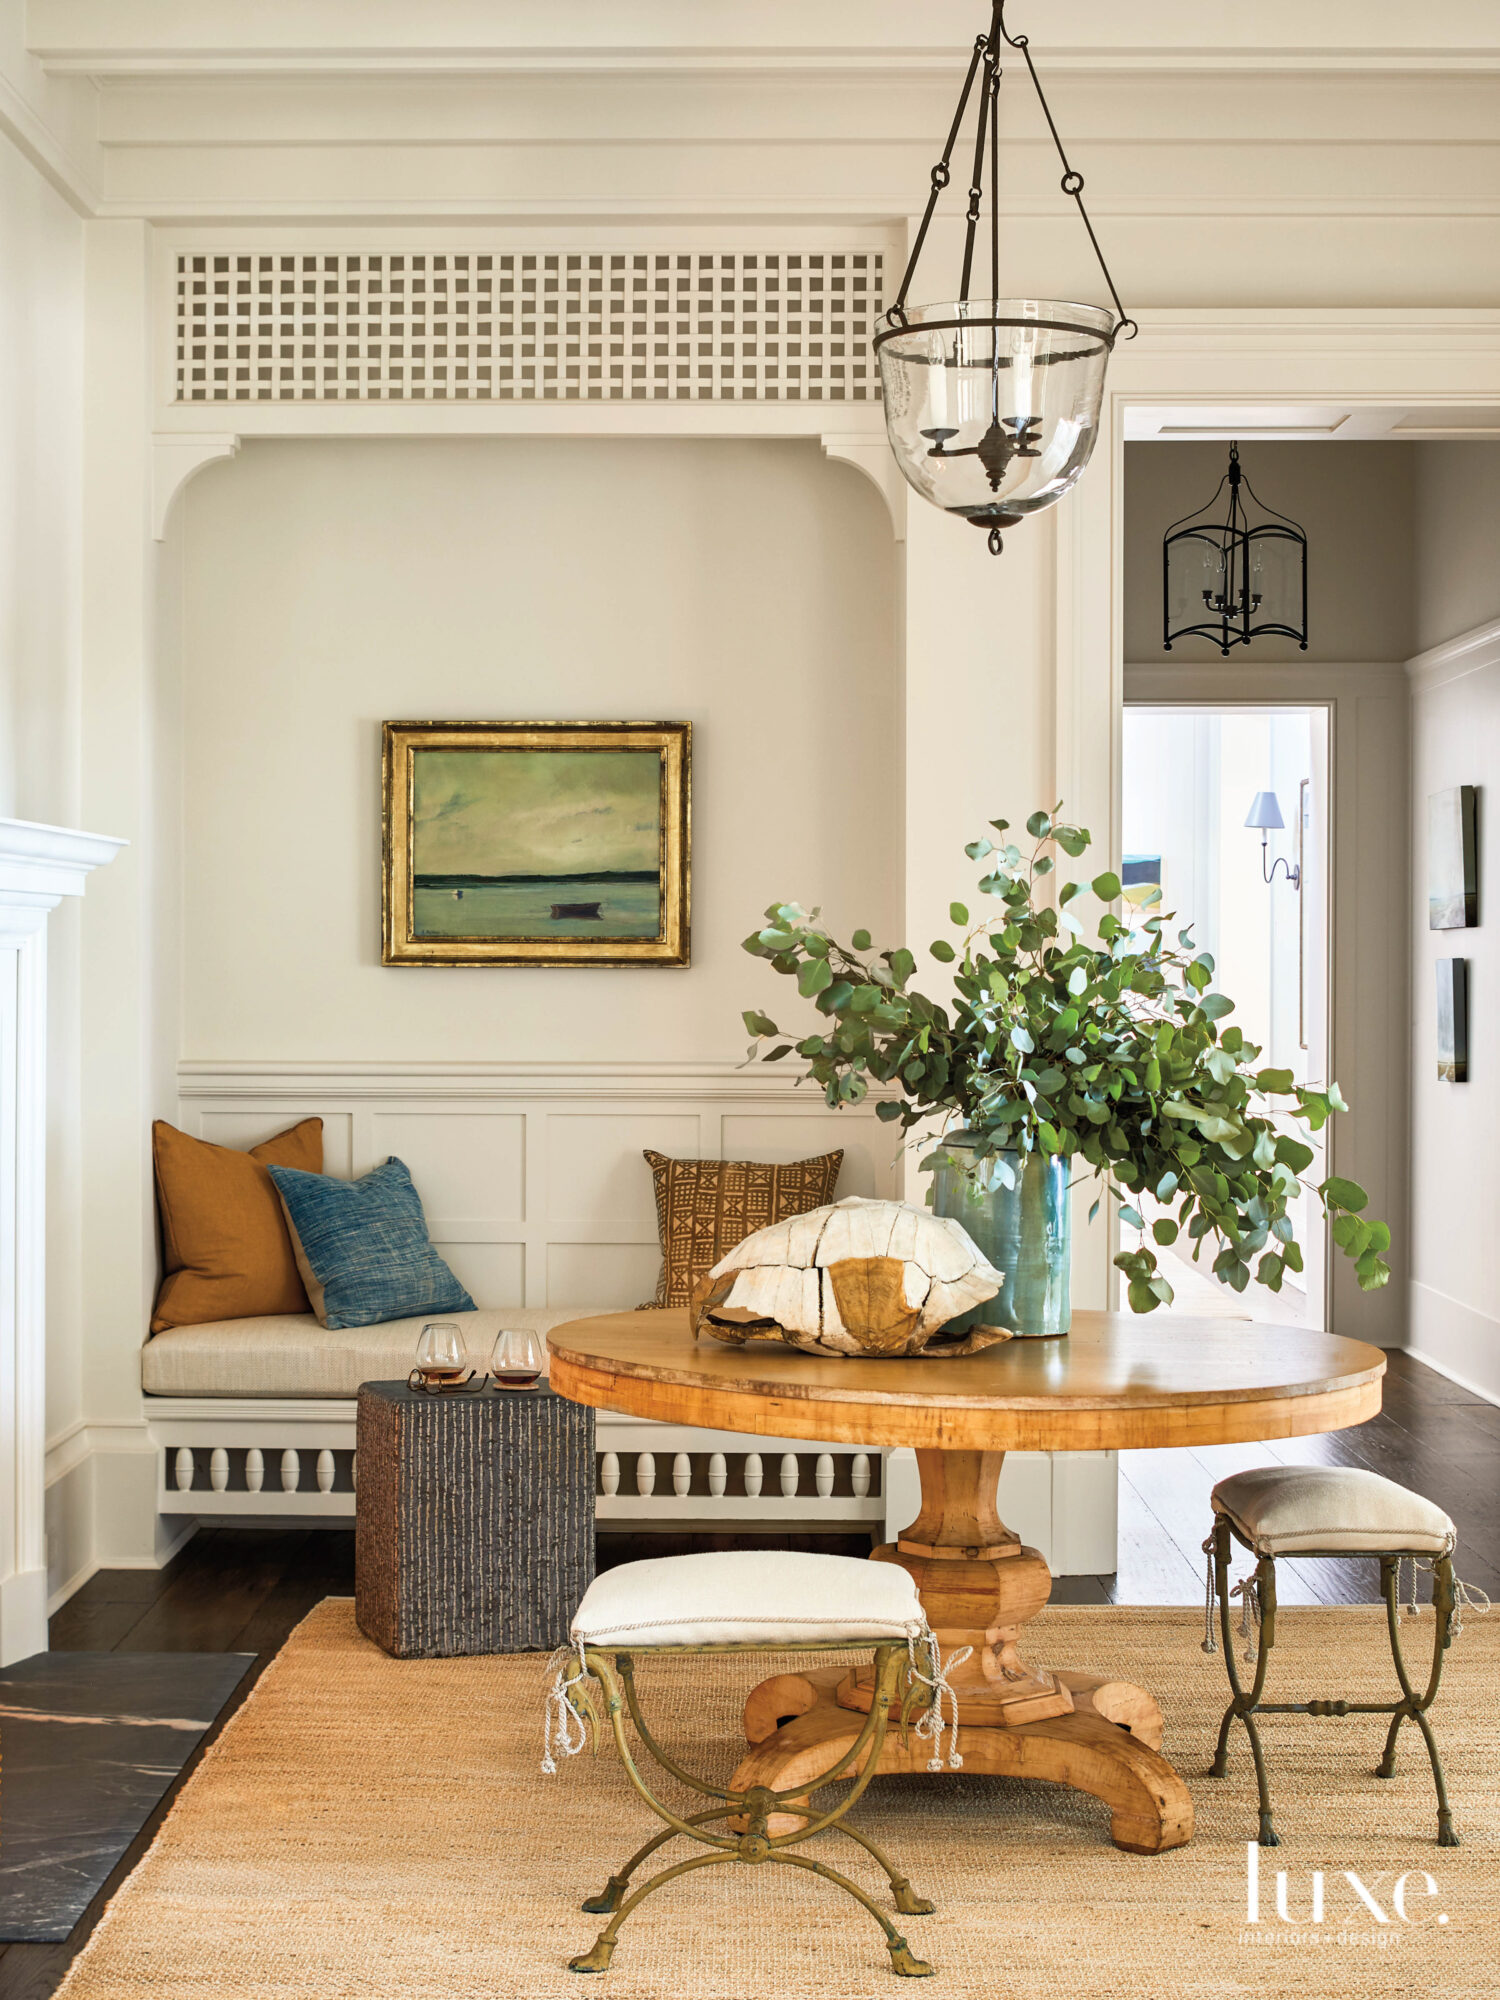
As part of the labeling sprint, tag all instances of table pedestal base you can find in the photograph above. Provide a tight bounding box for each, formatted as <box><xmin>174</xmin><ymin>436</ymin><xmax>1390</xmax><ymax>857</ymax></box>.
<box><xmin>733</xmin><ymin>1449</ymin><xmax>1195</xmax><ymax>1855</ymax></box>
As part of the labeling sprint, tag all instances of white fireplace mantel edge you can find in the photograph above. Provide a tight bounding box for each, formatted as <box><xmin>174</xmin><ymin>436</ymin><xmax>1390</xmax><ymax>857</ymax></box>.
<box><xmin>0</xmin><ymin>815</ymin><xmax>124</xmax><ymax>1664</ymax></box>
<box><xmin>0</xmin><ymin>817</ymin><xmax>128</xmax><ymax>931</ymax></box>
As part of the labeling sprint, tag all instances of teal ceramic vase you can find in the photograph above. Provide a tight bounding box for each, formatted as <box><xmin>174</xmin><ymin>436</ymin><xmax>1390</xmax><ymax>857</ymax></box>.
<box><xmin>927</xmin><ymin>1133</ymin><xmax>1071</xmax><ymax>1339</ymax></box>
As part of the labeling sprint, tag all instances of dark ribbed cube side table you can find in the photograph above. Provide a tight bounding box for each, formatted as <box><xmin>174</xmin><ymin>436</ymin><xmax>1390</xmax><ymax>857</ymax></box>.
<box><xmin>355</xmin><ymin>1381</ymin><xmax>594</xmax><ymax>1658</ymax></box>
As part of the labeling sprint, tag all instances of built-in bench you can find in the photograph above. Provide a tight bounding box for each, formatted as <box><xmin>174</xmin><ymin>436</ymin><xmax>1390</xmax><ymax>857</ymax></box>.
<box><xmin>141</xmin><ymin>1307</ymin><xmax>1117</xmax><ymax>1571</ymax></box>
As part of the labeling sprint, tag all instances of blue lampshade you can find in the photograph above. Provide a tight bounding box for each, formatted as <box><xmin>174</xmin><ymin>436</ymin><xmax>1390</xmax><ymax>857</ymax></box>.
<box><xmin>1244</xmin><ymin>790</ymin><xmax>1284</xmax><ymax>831</ymax></box>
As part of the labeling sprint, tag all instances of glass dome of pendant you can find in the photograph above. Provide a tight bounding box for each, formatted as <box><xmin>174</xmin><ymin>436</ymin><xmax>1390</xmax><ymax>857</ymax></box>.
<box><xmin>877</xmin><ymin>299</ymin><xmax>1115</xmax><ymax>538</ymax></box>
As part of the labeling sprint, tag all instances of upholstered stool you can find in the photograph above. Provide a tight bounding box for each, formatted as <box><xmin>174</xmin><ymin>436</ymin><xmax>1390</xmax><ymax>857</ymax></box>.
<box><xmin>1204</xmin><ymin>1465</ymin><xmax>1485</xmax><ymax>1848</ymax></box>
<box><xmin>542</xmin><ymin>1549</ymin><xmax>946</xmax><ymax>1978</ymax></box>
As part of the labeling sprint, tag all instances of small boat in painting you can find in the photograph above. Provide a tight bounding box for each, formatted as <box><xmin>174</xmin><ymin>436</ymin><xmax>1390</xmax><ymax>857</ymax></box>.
<box><xmin>552</xmin><ymin>900</ymin><xmax>602</xmax><ymax>920</ymax></box>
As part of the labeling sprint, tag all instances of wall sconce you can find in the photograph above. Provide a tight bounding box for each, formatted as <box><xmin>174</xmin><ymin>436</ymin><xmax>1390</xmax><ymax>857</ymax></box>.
<box><xmin>1245</xmin><ymin>791</ymin><xmax>1301</xmax><ymax>888</ymax></box>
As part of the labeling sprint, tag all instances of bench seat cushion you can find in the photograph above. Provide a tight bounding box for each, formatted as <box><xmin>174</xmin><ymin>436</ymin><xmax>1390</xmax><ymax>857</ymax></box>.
<box><xmin>1212</xmin><ymin>1465</ymin><xmax>1456</xmax><ymax>1556</ymax></box>
<box><xmin>141</xmin><ymin>1307</ymin><xmax>597</xmax><ymax>1399</ymax></box>
<box><xmin>571</xmin><ymin>1549</ymin><xmax>924</xmax><ymax>1649</ymax></box>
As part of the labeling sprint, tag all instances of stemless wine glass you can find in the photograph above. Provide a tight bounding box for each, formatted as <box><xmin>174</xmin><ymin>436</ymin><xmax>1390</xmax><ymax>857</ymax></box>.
<box><xmin>414</xmin><ymin>1322</ymin><xmax>468</xmax><ymax>1384</ymax></box>
<box><xmin>490</xmin><ymin>1328</ymin><xmax>543</xmax><ymax>1391</ymax></box>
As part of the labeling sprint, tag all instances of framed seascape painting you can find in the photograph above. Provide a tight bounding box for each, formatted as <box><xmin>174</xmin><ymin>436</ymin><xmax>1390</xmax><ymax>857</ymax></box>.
<box><xmin>1428</xmin><ymin>784</ymin><xmax>1478</xmax><ymax>931</ymax></box>
<box><xmin>382</xmin><ymin>721</ymin><xmax>690</xmax><ymax>967</ymax></box>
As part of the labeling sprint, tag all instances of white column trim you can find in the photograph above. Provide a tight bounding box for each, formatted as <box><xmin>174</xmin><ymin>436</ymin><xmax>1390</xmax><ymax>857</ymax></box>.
<box><xmin>0</xmin><ymin>818</ymin><xmax>124</xmax><ymax>1664</ymax></box>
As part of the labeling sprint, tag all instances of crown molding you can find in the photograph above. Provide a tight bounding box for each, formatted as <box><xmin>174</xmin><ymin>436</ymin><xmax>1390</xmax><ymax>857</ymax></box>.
<box><xmin>1404</xmin><ymin>616</ymin><xmax>1500</xmax><ymax>693</ymax></box>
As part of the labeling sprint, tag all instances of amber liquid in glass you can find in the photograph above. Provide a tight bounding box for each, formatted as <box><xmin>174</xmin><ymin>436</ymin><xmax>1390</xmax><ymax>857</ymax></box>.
<box><xmin>492</xmin><ymin>1368</ymin><xmax>541</xmax><ymax>1390</ymax></box>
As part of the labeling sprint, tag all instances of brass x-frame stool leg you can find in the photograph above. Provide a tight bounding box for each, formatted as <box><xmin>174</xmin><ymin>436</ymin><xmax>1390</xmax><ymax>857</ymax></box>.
<box><xmin>566</xmin><ymin>1641</ymin><xmax>937</xmax><ymax>1978</ymax></box>
<box><xmin>1207</xmin><ymin>1514</ymin><xmax>1461</xmax><ymax>1848</ymax></box>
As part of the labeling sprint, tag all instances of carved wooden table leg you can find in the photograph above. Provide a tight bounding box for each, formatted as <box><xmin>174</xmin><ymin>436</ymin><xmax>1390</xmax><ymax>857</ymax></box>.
<box><xmin>733</xmin><ymin>1447</ymin><xmax>1195</xmax><ymax>1854</ymax></box>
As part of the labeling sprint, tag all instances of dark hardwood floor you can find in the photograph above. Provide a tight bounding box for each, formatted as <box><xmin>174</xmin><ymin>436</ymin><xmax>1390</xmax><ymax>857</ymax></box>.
<box><xmin>10</xmin><ymin>1349</ymin><xmax>1494</xmax><ymax>1997</ymax></box>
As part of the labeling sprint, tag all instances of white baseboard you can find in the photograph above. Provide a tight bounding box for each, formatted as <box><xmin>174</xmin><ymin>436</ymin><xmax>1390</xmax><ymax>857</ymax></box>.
<box><xmin>1405</xmin><ymin>1280</ymin><xmax>1500</xmax><ymax>1407</ymax></box>
<box><xmin>1398</xmin><ymin>1344</ymin><xmax>1500</xmax><ymax>1410</ymax></box>
<box><xmin>46</xmin><ymin>1520</ymin><xmax>198</xmax><ymax>1617</ymax></box>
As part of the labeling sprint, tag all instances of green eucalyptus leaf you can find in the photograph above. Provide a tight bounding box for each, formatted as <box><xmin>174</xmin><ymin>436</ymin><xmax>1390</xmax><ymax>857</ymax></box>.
<box><xmin>851</xmin><ymin>928</ymin><xmax>872</xmax><ymax>951</ymax></box>
<box><xmin>1356</xmin><ymin>1249</ymin><xmax>1391</xmax><ymax>1291</ymax></box>
<box><xmin>1091</xmin><ymin>871</ymin><xmax>1122</xmax><ymax>902</ymax></box>
<box><xmin>1322</xmin><ymin>1174</ymin><xmax>1369</xmax><ymax>1213</ymax></box>
<box><xmin>950</xmin><ymin>902</ymin><xmax>969</xmax><ymax>926</ymax></box>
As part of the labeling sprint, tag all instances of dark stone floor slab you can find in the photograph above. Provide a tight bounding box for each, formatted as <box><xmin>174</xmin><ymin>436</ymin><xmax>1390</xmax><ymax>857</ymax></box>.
<box><xmin>0</xmin><ymin>1650</ymin><xmax>252</xmax><ymax>1941</ymax></box>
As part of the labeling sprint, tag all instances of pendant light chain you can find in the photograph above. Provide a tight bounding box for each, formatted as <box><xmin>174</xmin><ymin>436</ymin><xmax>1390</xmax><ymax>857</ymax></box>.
<box><xmin>888</xmin><ymin>35</ymin><xmax>988</xmax><ymax>326</ymax></box>
<box><xmin>887</xmin><ymin>1</ymin><xmax>1137</xmax><ymax>341</ymax></box>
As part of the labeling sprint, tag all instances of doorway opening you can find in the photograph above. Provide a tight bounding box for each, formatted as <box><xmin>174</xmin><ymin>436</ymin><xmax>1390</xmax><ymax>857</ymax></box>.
<box><xmin>1120</xmin><ymin>703</ymin><xmax>1330</xmax><ymax>1328</ymax></box>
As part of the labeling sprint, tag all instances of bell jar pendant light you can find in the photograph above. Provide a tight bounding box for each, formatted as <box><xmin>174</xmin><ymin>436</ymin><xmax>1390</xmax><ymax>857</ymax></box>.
<box><xmin>874</xmin><ymin>1</ymin><xmax>1137</xmax><ymax>555</ymax></box>
<box><xmin>1163</xmin><ymin>442</ymin><xmax>1309</xmax><ymax>654</ymax></box>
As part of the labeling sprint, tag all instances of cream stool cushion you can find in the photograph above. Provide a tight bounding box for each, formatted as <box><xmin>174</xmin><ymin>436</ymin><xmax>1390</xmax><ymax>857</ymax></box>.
<box><xmin>1212</xmin><ymin>1465</ymin><xmax>1455</xmax><ymax>1557</ymax></box>
<box><xmin>571</xmin><ymin>1550</ymin><xmax>925</xmax><ymax>1650</ymax></box>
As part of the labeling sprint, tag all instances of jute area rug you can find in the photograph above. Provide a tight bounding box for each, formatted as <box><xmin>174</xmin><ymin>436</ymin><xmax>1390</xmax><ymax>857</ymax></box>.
<box><xmin>58</xmin><ymin>1598</ymin><xmax>1497</xmax><ymax>2000</ymax></box>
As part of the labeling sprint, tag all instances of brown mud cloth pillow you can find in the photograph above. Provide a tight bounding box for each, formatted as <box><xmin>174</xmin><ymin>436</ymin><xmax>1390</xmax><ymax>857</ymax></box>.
<box><xmin>640</xmin><ymin>1149</ymin><xmax>844</xmax><ymax>1310</ymax></box>
<box><xmin>151</xmin><ymin>1117</ymin><xmax>324</xmax><ymax>1333</ymax></box>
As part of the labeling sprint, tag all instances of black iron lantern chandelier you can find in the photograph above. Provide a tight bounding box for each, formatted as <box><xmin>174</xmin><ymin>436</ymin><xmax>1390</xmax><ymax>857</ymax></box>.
<box><xmin>1162</xmin><ymin>443</ymin><xmax>1309</xmax><ymax>654</ymax></box>
<box><xmin>874</xmin><ymin>2</ymin><xmax>1136</xmax><ymax>554</ymax></box>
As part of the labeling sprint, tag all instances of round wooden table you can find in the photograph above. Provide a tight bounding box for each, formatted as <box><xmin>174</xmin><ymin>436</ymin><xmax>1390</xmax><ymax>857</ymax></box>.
<box><xmin>548</xmin><ymin>1309</ymin><xmax>1385</xmax><ymax>1855</ymax></box>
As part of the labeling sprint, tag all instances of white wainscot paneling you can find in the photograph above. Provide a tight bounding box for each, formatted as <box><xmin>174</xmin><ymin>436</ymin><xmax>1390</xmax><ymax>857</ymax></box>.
<box><xmin>178</xmin><ymin>1064</ymin><xmax>905</xmax><ymax>1315</ymax></box>
<box><xmin>545</xmin><ymin>1112</ymin><xmax>700</xmax><ymax>1229</ymax></box>
<box><xmin>436</xmin><ymin>1241</ymin><xmax>526</xmax><ymax>1309</ymax></box>
<box><xmin>548</xmin><ymin>1242</ymin><xmax>662</xmax><ymax>1310</ymax></box>
<box><xmin>367</xmin><ymin>1109</ymin><xmax>525</xmax><ymax>1213</ymax></box>
<box><xmin>721</xmin><ymin>1112</ymin><xmax>894</xmax><ymax>1198</ymax></box>
<box><xmin>199</xmin><ymin>1108</ymin><xmax>355</xmax><ymax>1176</ymax></box>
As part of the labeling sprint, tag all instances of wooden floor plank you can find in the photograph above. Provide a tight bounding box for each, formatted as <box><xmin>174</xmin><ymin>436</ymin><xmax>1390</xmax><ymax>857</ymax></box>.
<box><xmin>1107</xmin><ymin>1470</ymin><xmax>1205</xmax><ymax>1604</ymax></box>
<box><xmin>112</xmin><ymin>1530</ymin><xmax>311</xmax><ymax>1654</ymax></box>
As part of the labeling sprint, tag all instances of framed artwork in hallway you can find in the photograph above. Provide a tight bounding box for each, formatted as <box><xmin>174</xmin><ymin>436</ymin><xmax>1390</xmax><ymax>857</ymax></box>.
<box><xmin>1429</xmin><ymin>784</ymin><xmax>1478</xmax><ymax>931</ymax></box>
<box><xmin>382</xmin><ymin>720</ymin><xmax>691</xmax><ymax>968</ymax></box>
<box><xmin>1436</xmin><ymin>958</ymin><xmax>1469</xmax><ymax>1084</ymax></box>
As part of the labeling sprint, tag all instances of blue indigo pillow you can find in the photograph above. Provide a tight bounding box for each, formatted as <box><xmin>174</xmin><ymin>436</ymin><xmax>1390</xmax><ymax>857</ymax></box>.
<box><xmin>267</xmin><ymin>1156</ymin><xmax>474</xmax><ymax>1330</ymax></box>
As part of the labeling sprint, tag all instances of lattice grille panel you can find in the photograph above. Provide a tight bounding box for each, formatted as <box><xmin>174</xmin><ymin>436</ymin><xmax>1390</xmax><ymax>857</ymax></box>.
<box><xmin>175</xmin><ymin>249</ymin><xmax>884</xmax><ymax>403</ymax></box>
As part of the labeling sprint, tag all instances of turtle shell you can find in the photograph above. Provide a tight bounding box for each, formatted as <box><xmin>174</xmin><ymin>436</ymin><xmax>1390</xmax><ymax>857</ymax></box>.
<box><xmin>690</xmin><ymin>1195</ymin><xmax>1008</xmax><ymax>1359</ymax></box>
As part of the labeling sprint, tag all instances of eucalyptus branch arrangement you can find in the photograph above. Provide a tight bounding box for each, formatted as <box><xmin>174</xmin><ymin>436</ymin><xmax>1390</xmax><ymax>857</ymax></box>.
<box><xmin>741</xmin><ymin>807</ymin><xmax>1391</xmax><ymax>1313</ymax></box>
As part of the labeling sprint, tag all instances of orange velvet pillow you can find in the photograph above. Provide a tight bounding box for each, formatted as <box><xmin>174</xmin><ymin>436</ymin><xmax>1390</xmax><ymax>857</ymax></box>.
<box><xmin>151</xmin><ymin>1117</ymin><xmax>324</xmax><ymax>1333</ymax></box>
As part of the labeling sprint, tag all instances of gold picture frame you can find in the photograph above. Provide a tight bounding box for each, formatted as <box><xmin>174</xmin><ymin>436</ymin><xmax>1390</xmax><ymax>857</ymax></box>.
<box><xmin>382</xmin><ymin>721</ymin><xmax>691</xmax><ymax>967</ymax></box>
